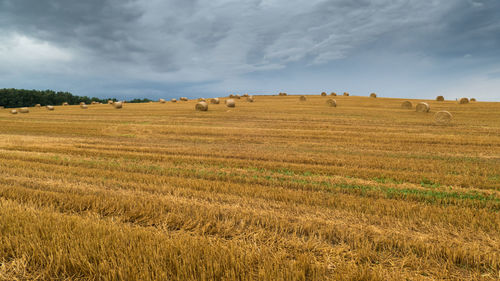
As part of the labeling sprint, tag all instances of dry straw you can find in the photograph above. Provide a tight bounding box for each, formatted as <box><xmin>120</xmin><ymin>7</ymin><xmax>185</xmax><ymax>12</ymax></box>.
<box><xmin>343</xmin><ymin>92</ymin><xmax>349</xmax><ymax>96</ymax></box>
<box><xmin>10</xmin><ymin>109</ymin><xmax>17</xmax><ymax>114</ymax></box>
<box><xmin>321</xmin><ymin>92</ymin><xmax>327</xmax><ymax>96</ymax></box>
<box><xmin>159</xmin><ymin>99</ymin><xmax>166</xmax><ymax>103</ymax></box>
<box><xmin>195</xmin><ymin>101</ymin><xmax>208</xmax><ymax>111</ymax></box>
<box><xmin>180</xmin><ymin>97</ymin><xmax>188</xmax><ymax>101</ymax></box>
<box><xmin>401</xmin><ymin>101</ymin><xmax>412</xmax><ymax>109</ymax></box>
<box><xmin>370</xmin><ymin>93</ymin><xmax>377</xmax><ymax>98</ymax></box>
<box><xmin>235</xmin><ymin>95</ymin><xmax>241</xmax><ymax>99</ymax></box>
<box><xmin>210</xmin><ymin>98</ymin><xmax>220</xmax><ymax>104</ymax></box>
<box><xmin>91</xmin><ymin>101</ymin><xmax>98</xmax><ymax>105</ymax></box>
<box><xmin>436</xmin><ymin>96</ymin><xmax>445</xmax><ymax>101</ymax></box>
<box><xmin>108</xmin><ymin>100</ymin><xmax>114</xmax><ymax>104</ymax></box>
<box><xmin>19</xmin><ymin>107</ymin><xmax>29</xmax><ymax>113</ymax></box>
<box><xmin>459</xmin><ymin>97</ymin><xmax>469</xmax><ymax>104</ymax></box>
<box><xmin>0</xmin><ymin>106</ymin><xmax>4</xmax><ymax>109</ymax></box>
<box><xmin>330</xmin><ymin>92</ymin><xmax>337</xmax><ymax>96</ymax></box>
<box><xmin>434</xmin><ymin>111</ymin><xmax>453</xmax><ymax>125</ymax></box>
<box><xmin>225</xmin><ymin>99</ymin><xmax>235</xmax><ymax>107</ymax></box>
<box><xmin>198</xmin><ymin>98</ymin><xmax>206</xmax><ymax>102</ymax></box>
<box><xmin>114</xmin><ymin>102</ymin><xmax>123</xmax><ymax>109</ymax></box>
<box><xmin>229</xmin><ymin>94</ymin><xmax>235</xmax><ymax>98</ymax></box>
<box><xmin>243</xmin><ymin>94</ymin><xmax>249</xmax><ymax>97</ymax></box>
<box><xmin>299</xmin><ymin>95</ymin><xmax>307</xmax><ymax>101</ymax></box>
<box><xmin>416</xmin><ymin>102</ymin><xmax>430</xmax><ymax>112</ymax></box>
<box><xmin>46</xmin><ymin>106</ymin><xmax>54</xmax><ymax>111</ymax></box>
<box><xmin>279</xmin><ymin>92</ymin><xmax>288</xmax><ymax>96</ymax></box>
<box><xmin>470</xmin><ymin>98</ymin><xmax>477</xmax><ymax>102</ymax></box>
<box><xmin>247</xmin><ymin>96</ymin><xmax>254</xmax><ymax>102</ymax></box>
<box><xmin>171</xmin><ymin>98</ymin><xmax>177</xmax><ymax>102</ymax></box>
<box><xmin>35</xmin><ymin>104</ymin><xmax>41</xmax><ymax>108</ymax></box>
<box><xmin>62</xmin><ymin>102</ymin><xmax>69</xmax><ymax>106</ymax></box>
<box><xmin>326</xmin><ymin>99</ymin><xmax>337</xmax><ymax>107</ymax></box>
<box><xmin>80</xmin><ymin>104</ymin><xmax>88</xmax><ymax>109</ymax></box>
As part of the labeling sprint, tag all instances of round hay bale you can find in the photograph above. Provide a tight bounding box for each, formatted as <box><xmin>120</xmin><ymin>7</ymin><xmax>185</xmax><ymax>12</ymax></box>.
<box><xmin>235</xmin><ymin>95</ymin><xmax>241</xmax><ymax>99</ymax></box>
<box><xmin>62</xmin><ymin>102</ymin><xmax>69</xmax><ymax>106</ymax></box>
<box><xmin>401</xmin><ymin>101</ymin><xmax>412</xmax><ymax>109</ymax></box>
<box><xmin>180</xmin><ymin>97</ymin><xmax>188</xmax><ymax>101</ymax></box>
<box><xmin>46</xmin><ymin>105</ymin><xmax>54</xmax><ymax>111</ymax></box>
<box><xmin>113</xmin><ymin>102</ymin><xmax>123</xmax><ymax>109</ymax></box>
<box><xmin>225</xmin><ymin>99</ymin><xmax>235</xmax><ymax>107</ymax></box>
<box><xmin>0</xmin><ymin>106</ymin><xmax>4</xmax><ymax>109</ymax></box>
<box><xmin>459</xmin><ymin>97</ymin><xmax>469</xmax><ymax>104</ymax></box>
<box><xmin>19</xmin><ymin>107</ymin><xmax>29</xmax><ymax>113</ymax></box>
<box><xmin>195</xmin><ymin>101</ymin><xmax>208</xmax><ymax>111</ymax></box>
<box><xmin>434</xmin><ymin>111</ymin><xmax>453</xmax><ymax>125</ymax></box>
<box><xmin>470</xmin><ymin>98</ymin><xmax>476</xmax><ymax>102</ymax></box>
<box><xmin>35</xmin><ymin>104</ymin><xmax>41</xmax><ymax>108</ymax></box>
<box><xmin>198</xmin><ymin>98</ymin><xmax>206</xmax><ymax>102</ymax></box>
<box><xmin>299</xmin><ymin>95</ymin><xmax>307</xmax><ymax>101</ymax></box>
<box><xmin>108</xmin><ymin>100</ymin><xmax>114</xmax><ymax>104</ymax></box>
<box><xmin>80</xmin><ymin>104</ymin><xmax>88</xmax><ymax>109</ymax></box>
<box><xmin>91</xmin><ymin>101</ymin><xmax>97</xmax><ymax>105</ymax></box>
<box><xmin>243</xmin><ymin>94</ymin><xmax>249</xmax><ymax>97</ymax></box>
<box><xmin>229</xmin><ymin>94</ymin><xmax>235</xmax><ymax>98</ymax></box>
<box><xmin>159</xmin><ymin>99</ymin><xmax>166</xmax><ymax>103</ymax></box>
<box><xmin>10</xmin><ymin>109</ymin><xmax>18</xmax><ymax>114</ymax></box>
<box><xmin>247</xmin><ymin>96</ymin><xmax>254</xmax><ymax>102</ymax></box>
<box><xmin>343</xmin><ymin>92</ymin><xmax>349</xmax><ymax>96</ymax></box>
<box><xmin>436</xmin><ymin>96</ymin><xmax>445</xmax><ymax>101</ymax></box>
<box><xmin>171</xmin><ymin>98</ymin><xmax>177</xmax><ymax>103</ymax></box>
<box><xmin>326</xmin><ymin>99</ymin><xmax>337</xmax><ymax>107</ymax></box>
<box><xmin>330</xmin><ymin>92</ymin><xmax>337</xmax><ymax>96</ymax></box>
<box><xmin>416</xmin><ymin>102</ymin><xmax>430</xmax><ymax>112</ymax></box>
<box><xmin>321</xmin><ymin>92</ymin><xmax>327</xmax><ymax>96</ymax></box>
<box><xmin>210</xmin><ymin>98</ymin><xmax>220</xmax><ymax>104</ymax></box>
<box><xmin>370</xmin><ymin>93</ymin><xmax>377</xmax><ymax>98</ymax></box>
<box><xmin>79</xmin><ymin>102</ymin><xmax>85</xmax><ymax>105</ymax></box>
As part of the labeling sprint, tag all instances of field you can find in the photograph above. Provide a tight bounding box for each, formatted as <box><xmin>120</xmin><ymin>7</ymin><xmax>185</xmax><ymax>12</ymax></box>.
<box><xmin>0</xmin><ymin>95</ymin><xmax>499</xmax><ymax>280</ymax></box>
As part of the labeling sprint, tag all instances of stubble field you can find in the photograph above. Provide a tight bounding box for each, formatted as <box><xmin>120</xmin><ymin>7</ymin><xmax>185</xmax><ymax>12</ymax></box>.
<box><xmin>0</xmin><ymin>95</ymin><xmax>499</xmax><ymax>280</ymax></box>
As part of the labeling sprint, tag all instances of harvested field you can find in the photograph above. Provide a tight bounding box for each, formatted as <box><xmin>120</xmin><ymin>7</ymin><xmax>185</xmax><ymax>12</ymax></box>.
<box><xmin>0</xmin><ymin>95</ymin><xmax>499</xmax><ymax>281</ymax></box>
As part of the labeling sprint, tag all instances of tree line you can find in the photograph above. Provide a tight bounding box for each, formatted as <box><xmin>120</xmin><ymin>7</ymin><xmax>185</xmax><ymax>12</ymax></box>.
<box><xmin>0</xmin><ymin>88</ymin><xmax>116</xmax><ymax>108</ymax></box>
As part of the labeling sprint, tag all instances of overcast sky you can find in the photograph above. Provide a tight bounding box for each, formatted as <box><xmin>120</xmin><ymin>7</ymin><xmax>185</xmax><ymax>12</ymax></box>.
<box><xmin>1</xmin><ymin>0</ymin><xmax>499</xmax><ymax>100</ymax></box>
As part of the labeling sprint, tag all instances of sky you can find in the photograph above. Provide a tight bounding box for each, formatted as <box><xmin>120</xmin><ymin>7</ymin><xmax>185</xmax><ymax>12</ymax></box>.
<box><xmin>1</xmin><ymin>0</ymin><xmax>499</xmax><ymax>101</ymax></box>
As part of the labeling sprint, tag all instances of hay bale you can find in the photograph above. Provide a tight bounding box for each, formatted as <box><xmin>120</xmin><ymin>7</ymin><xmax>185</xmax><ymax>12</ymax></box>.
<box><xmin>229</xmin><ymin>94</ymin><xmax>235</xmax><ymax>98</ymax></box>
<box><xmin>416</xmin><ymin>102</ymin><xmax>430</xmax><ymax>112</ymax></box>
<box><xmin>19</xmin><ymin>107</ymin><xmax>29</xmax><ymax>113</ymax></box>
<box><xmin>401</xmin><ymin>101</ymin><xmax>412</xmax><ymax>109</ymax></box>
<box><xmin>243</xmin><ymin>94</ymin><xmax>249</xmax><ymax>97</ymax></box>
<box><xmin>159</xmin><ymin>99</ymin><xmax>166</xmax><ymax>103</ymax></box>
<box><xmin>459</xmin><ymin>97</ymin><xmax>469</xmax><ymax>104</ymax></box>
<box><xmin>326</xmin><ymin>99</ymin><xmax>337</xmax><ymax>107</ymax></box>
<box><xmin>436</xmin><ymin>96</ymin><xmax>445</xmax><ymax>101</ymax></box>
<box><xmin>113</xmin><ymin>102</ymin><xmax>123</xmax><ymax>109</ymax></box>
<box><xmin>91</xmin><ymin>101</ymin><xmax>97</xmax><ymax>105</ymax></box>
<box><xmin>321</xmin><ymin>92</ymin><xmax>327</xmax><ymax>96</ymax></box>
<box><xmin>235</xmin><ymin>94</ymin><xmax>241</xmax><ymax>99</ymax></box>
<box><xmin>195</xmin><ymin>101</ymin><xmax>208</xmax><ymax>111</ymax></box>
<box><xmin>108</xmin><ymin>100</ymin><xmax>114</xmax><ymax>104</ymax></box>
<box><xmin>79</xmin><ymin>102</ymin><xmax>85</xmax><ymax>105</ymax></box>
<box><xmin>198</xmin><ymin>98</ymin><xmax>206</xmax><ymax>102</ymax></box>
<box><xmin>247</xmin><ymin>96</ymin><xmax>254</xmax><ymax>102</ymax></box>
<box><xmin>278</xmin><ymin>92</ymin><xmax>288</xmax><ymax>96</ymax></box>
<box><xmin>330</xmin><ymin>92</ymin><xmax>337</xmax><ymax>96</ymax></box>
<box><xmin>470</xmin><ymin>98</ymin><xmax>476</xmax><ymax>102</ymax></box>
<box><xmin>210</xmin><ymin>98</ymin><xmax>220</xmax><ymax>104</ymax></box>
<box><xmin>370</xmin><ymin>93</ymin><xmax>377</xmax><ymax>98</ymax></box>
<box><xmin>171</xmin><ymin>98</ymin><xmax>177</xmax><ymax>103</ymax></box>
<box><xmin>225</xmin><ymin>99</ymin><xmax>235</xmax><ymax>107</ymax></box>
<box><xmin>180</xmin><ymin>97</ymin><xmax>188</xmax><ymax>101</ymax></box>
<box><xmin>10</xmin><ymin>109</ymin><xmax>17</xmax><ymax>114</ymax></box>
<box><xmin>80</xmin><ymin>104</ymin><xmax>88</xmax><ymax>109</ymax></box>
<box><xmin>299</xmin><ymin>95</ymin><xmax>307</xmax><ymax>101</ymax></box>
<box><xmin>62</xmin><ymin>102</ymin><xmax>69</xmax><ymax>106</ymax></box>
<box><xmin>0</xmin><ymin>106</ymin><xmax>4</xmax><ymax>109</ymax></box>
<box><xmin>434</xmin><ymin>111</ymin><xmax>453</xmax><ymax>125</ymax></box>
<box><xmin>35</xmin><ymin>104</ymin><xmax>41</xmax><ymax>108</ymax></box>
<box><xmin>343</xmin><ymin>92</ymin><xmax>349</xmax><ymax>96</ymax></box>
<box><xmin>46</xmin><ymin>105</ymin><xmax>54</xmax><ymax>111</ymax></box>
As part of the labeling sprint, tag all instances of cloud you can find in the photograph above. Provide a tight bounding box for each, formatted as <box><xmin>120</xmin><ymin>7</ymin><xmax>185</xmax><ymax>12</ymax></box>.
<box><xmin>0</xmin><ymin>0</ymin><xmax>499</xmax><ymax>99</ymax></box>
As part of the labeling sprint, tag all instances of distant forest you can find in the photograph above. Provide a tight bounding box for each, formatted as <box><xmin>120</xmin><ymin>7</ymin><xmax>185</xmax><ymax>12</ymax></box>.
<box><xmin>0</xmin><ymin>88</ymin><xmax>117</xmax><ymax>108</ymax></box>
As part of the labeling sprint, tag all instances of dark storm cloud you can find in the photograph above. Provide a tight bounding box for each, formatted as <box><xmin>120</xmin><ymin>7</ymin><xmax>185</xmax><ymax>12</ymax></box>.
<box><xmin>0</xmin><ymin>0</ymin><xmax>499</xmax><ymax>99</ymax></box>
